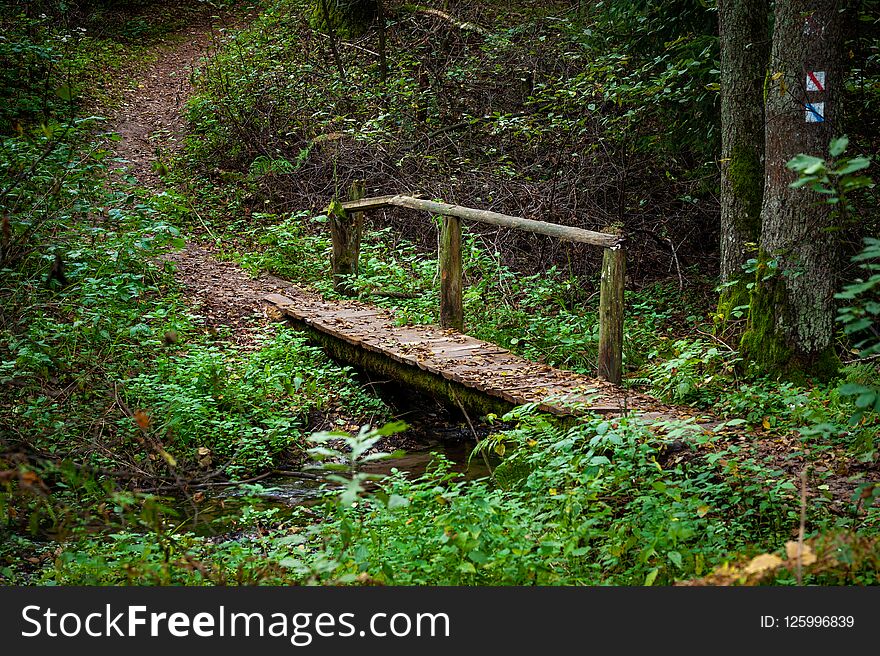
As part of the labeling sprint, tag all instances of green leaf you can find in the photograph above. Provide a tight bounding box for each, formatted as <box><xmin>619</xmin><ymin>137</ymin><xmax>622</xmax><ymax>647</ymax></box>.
<box><xmin>387</xmin><ymin>494</ymin><xmax>410</xmax><ymax>509</ymax></box>
<box><xmin>829</xmin><ymin>135</ymin><xmax>849</xmax><ymax>157</ymax></box>
<box><xmin>468</xmin><ymin>550</ymin><xmax>488</xmax><ymax>565</ymax></box>
<box><xmin>855</xmin><ymin>392</ymin><xmax>877</xmax><ymax>409</ymax></box>
<box><xmin>839</xmin><ymin>383</ymin><xmax>869</xmax><ymax>396</ymax></box>
<box><xmin>644</xmin><ymin>568</ymin><xmax>660</xmax><ymax>586</ymax></box>
<box><xmin>833</xmin><ymin>157</ymin><xmax>871</xmax><ymax>176</ymax></box>
<box><xmin>786</xmin><ymin>154</ymin><xmax>824</xmax><ymax>173</ymax></box>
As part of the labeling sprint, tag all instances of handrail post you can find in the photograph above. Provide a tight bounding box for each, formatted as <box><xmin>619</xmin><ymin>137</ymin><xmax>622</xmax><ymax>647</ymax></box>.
<box><xmin>330</xmin><ymin>180</ymin><xmax>365</xmax><ymax>296</ymax></box>
<box><xmin>439</xmin><ymin>214</ymin><xmax>463</xmax><ymax>330</ymax></box>
<box><xmin>598</xmin><ymin>237</ymin><xmax>625</xmax><ymax>384</ymax></box>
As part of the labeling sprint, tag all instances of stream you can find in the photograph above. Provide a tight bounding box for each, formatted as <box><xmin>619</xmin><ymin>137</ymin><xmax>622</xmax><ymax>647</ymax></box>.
<box><xmin>166</xmin><ymin>385</ymin><xmax>498</xmax><ymax>538</ymax></box>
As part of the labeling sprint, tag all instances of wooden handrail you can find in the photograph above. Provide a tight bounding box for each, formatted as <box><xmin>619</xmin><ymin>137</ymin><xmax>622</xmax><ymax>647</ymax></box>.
<box><xmin>329</xmin><ymin>189</ymin><xmax>625</xmax><ymax>384</ymax></box>
<box><xmin>339</xmin><ymin>195</ymin><xmax>623</xmax><ymax>248</ymax></box>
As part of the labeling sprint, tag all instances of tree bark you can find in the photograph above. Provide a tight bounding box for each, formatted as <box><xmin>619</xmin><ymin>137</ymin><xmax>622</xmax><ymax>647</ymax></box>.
<box><xmin>741</xmin><ymin>1</ymin><xmax>847</xmax><ymax>379</ymax></box>
<box><xmin>717</xmin><ymin>0</ymin><xmax>770</xmax><ymax>318</ymax></box>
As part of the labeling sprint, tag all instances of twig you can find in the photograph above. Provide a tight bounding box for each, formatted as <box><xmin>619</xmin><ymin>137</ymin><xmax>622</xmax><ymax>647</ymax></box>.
<box><xmin>454</xmin><ymin>397</ymin><xmax>494</xmax><ymax>479</ymax></box>
<box><xmin>313</xmin><ymin>31</ymin><xmax>380</xmax><ymax>57</ymax></box>
<box><xmin>693</xmin><ymin>327</ymin><xmax>736</xmax><ymax>352</ymax></box>
<box><xmin>797</xmin><ymin>468</ymin><xmax>807</xmax><ymax>586</ymax></box>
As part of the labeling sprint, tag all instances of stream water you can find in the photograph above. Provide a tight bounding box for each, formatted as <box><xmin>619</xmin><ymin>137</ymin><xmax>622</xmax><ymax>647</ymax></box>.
<box><xmin>168</xmin><ymin>385</ymin><xmax>498</xmax><ymax>538</ymax></box>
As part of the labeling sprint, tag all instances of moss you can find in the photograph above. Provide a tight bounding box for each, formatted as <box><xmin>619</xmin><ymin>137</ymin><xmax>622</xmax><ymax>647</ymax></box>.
<box><xmin>739</xmin><ymin>256</ymin><xmax>793</xmax><ymax>378</ymax></box>
<box><xmin>739</xmin><ymin>254</ymin><xmax>840</xmax><ymax>382</ymax></box>
<box><xmin>493</xmin><ymin>457</ymin><xmax>532</xmax><ymax>490</ymax></box>
<box><xmin>715</xmin><ymin>278</ymin><xmax>751</xmax><ymax>329</ymax></box>
<box><xmin>728</xmin><ymin>144</ymin><xmax>763</xmax><ymax>237</ymax></box>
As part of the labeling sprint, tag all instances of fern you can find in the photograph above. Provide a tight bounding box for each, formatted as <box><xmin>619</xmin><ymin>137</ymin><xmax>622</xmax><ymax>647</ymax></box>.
<box><xmin>248</xmin><ymin>155</ymin><xmax>297</xmax><ymax>177</ymax></box>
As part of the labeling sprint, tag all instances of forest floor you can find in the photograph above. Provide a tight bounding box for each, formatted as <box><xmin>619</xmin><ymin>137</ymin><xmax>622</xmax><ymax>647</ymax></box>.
<box><xmin>103</xmin><ymin>8</ymin><xmax>876</xmax><ymax>522</ymax></box>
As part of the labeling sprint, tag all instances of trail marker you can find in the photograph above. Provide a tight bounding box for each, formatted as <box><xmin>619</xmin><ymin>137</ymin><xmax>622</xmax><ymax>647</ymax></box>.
<box><xmin>806</xmin><ymin>71</ymin><xmax>826</xmax><ymax>92</ymax></box>
<box><xmin>805</xmin><ymin>102</ymin><xmax>825</xmax><ymax>123</ymax></box>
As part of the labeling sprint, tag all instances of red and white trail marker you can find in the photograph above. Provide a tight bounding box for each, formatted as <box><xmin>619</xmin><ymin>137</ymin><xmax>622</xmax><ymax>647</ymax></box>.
<box><xmin>806</xmin><ymin>71</ymin><xmax>826</xmax><ymax>92</ymax></box>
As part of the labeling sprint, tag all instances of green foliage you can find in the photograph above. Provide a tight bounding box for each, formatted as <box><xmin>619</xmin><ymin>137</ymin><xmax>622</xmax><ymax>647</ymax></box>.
<box><xmin>787</xmin><ymin>136</ymin><xmax>874</xmax><ymax>217</ymax></box>
<box><xmin>261</xmin><ymin>411</ymin><xmax>874</xmax><ymax>585</ymax></box>
<box><xmin>126</xmin><ymin>327</ymin><xmax>386</xmax><ymax>478</ymax></box>
<box><xmin>836</xmin><ymin>237</ymin><xmax>880</xmax><ymax>426</ymax></box>
<box><xmin>644</xmin><ymin>338</ymin><xmax>740</xmax><ymax>404</ymax></box>
<box><xmin>837</xmin><ymin>237</ymin><xmax>880</xmax><ymax>360</ymax></box>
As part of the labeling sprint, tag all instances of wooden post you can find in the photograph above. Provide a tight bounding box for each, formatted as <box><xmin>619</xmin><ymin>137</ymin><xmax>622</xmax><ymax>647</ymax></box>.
<box><xmin>330</xmin><ymin>180</ymin><xmax>365</xmax><ymax>296</ymax></box>
<box><xmin>439</xmin><ymin>215</ymin><xmax>463</xmax><ymax>331</ymax></box>
<box><xmin>598</xmin><ymin>241</ymin><xmax>625</xmax><ymax>385</ymax></box>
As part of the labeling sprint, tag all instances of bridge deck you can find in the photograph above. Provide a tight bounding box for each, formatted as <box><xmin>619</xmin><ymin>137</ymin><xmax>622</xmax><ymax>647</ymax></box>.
<box><xmin>264</xmin><ymin>291</ymin><xmax>655</xmax><ymax>418</ymax></box>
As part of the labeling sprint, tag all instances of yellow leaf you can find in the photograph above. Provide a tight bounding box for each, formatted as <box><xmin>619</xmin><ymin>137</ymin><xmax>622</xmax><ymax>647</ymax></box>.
<box><xmin>494</xmin><ymin>443</ymin><xmax>506</xmax><ymax>456</ymax></box>
<box><xmin>771</xmin><ymin>71</ymin><xmax>783</xmax><ymax>81</ymax></box>
<box><xmin>762</xmin><ymin>417</ymin><xmax>771</xmax><ymax>430</ymax></box>
<box><xmin>785</xmin><ymin>541</ymin><xmax>817</xmax><ymax>566</ymax></box>
<box><xmin>549</xmin><ymin>487</ymin><xmax>557</xmax><ymax>496</ymax></box>
<box><xmin>743</xmin><ymin>553</ymin><xmax>783</xmax><ymax>576</ymax></box>
<box><xmin>697</xmin><ymin>505</ymin><xmax>710</xmax><ymax>517</ymax></box>
<box><xmin>159</xmin><ymin>449</ymin><xmax>177</xmax><ymax>467</ymax></box>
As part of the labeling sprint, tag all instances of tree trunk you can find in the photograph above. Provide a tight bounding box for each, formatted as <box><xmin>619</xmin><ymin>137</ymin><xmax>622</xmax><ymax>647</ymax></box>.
<box><xmin>717</xmin><ymin>0</ymin><xmax>770</xmax><ymax>320</ymax></box>
<box><xmin>740</xmin><ymin>1</ymin><xmax>846</xmax><ymax>380</ymax></box>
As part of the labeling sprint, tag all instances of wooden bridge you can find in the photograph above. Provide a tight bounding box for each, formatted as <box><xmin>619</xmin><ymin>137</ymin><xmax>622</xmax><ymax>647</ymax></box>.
<box><xmin>265</xmin><ymin>189</ymin><xmax>647</xmax><ymax>419</ymax></box>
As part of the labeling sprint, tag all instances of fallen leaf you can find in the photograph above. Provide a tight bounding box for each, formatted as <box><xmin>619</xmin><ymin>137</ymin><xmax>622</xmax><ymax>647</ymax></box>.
<box><xmin>743</xmin><ymin>553</ymin><xmax>783</xmax><ymax>576</ymax></box>
<box><xmin>133</xmin><ymin>409</ymin><xmax>150</xmax><ymax>430</ymax></box>
<box><xmin>785</xmin><ymin>541</ymin><xmax>817</xmax><ymax>566</ymax></box>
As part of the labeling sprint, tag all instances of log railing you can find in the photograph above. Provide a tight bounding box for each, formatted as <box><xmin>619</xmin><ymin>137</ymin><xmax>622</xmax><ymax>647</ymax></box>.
<box><xmin>330</xmin><ymin>190</ymin><xmax>626</xmax><ymax>384</ymax></box>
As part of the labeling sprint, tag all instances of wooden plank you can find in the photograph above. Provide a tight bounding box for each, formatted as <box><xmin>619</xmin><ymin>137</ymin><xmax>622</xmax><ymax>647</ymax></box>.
<box><xmin>338</xmin><ymin>195</ymin><xmax>399</xmax><ymax>212</ymax></box>
<box><xmin>265</xmin><ymin>288</ymin><xmax>628</xmax><ymax>417</ymax></box>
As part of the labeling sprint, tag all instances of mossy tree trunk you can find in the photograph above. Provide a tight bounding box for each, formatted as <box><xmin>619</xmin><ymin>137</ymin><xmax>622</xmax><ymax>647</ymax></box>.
<box><xmin>310</xmin><ymin>0</ymin><xmax>378</xmax><ymax>38</ymax></box>
<box><xmin>740</xmin><ymin>1</ymin><xmax>846</xmax><ymax>380</ymax></box>
<box><xmin>717</xmin><ymin>0</ymin><xmax>770</xmax><ymax>323</ymax></box>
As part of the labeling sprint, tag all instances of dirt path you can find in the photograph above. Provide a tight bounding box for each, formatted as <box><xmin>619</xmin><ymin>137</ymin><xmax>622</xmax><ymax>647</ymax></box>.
<box><xmin>111</xmin><ymin>13</ymin><xmax>216</xmax><ymax>185</ymax></box>
<box><xmin>108</xmin><ymin>8</ymin><xmax>292</xmax><ymax>349</ymax></box>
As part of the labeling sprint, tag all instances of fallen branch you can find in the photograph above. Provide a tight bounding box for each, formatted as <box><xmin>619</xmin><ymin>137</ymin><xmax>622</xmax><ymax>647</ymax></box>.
<box><xmin>400</xmin><ymin>5</ymin><xmax>490</xmax><ymax>36</ymax></box>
